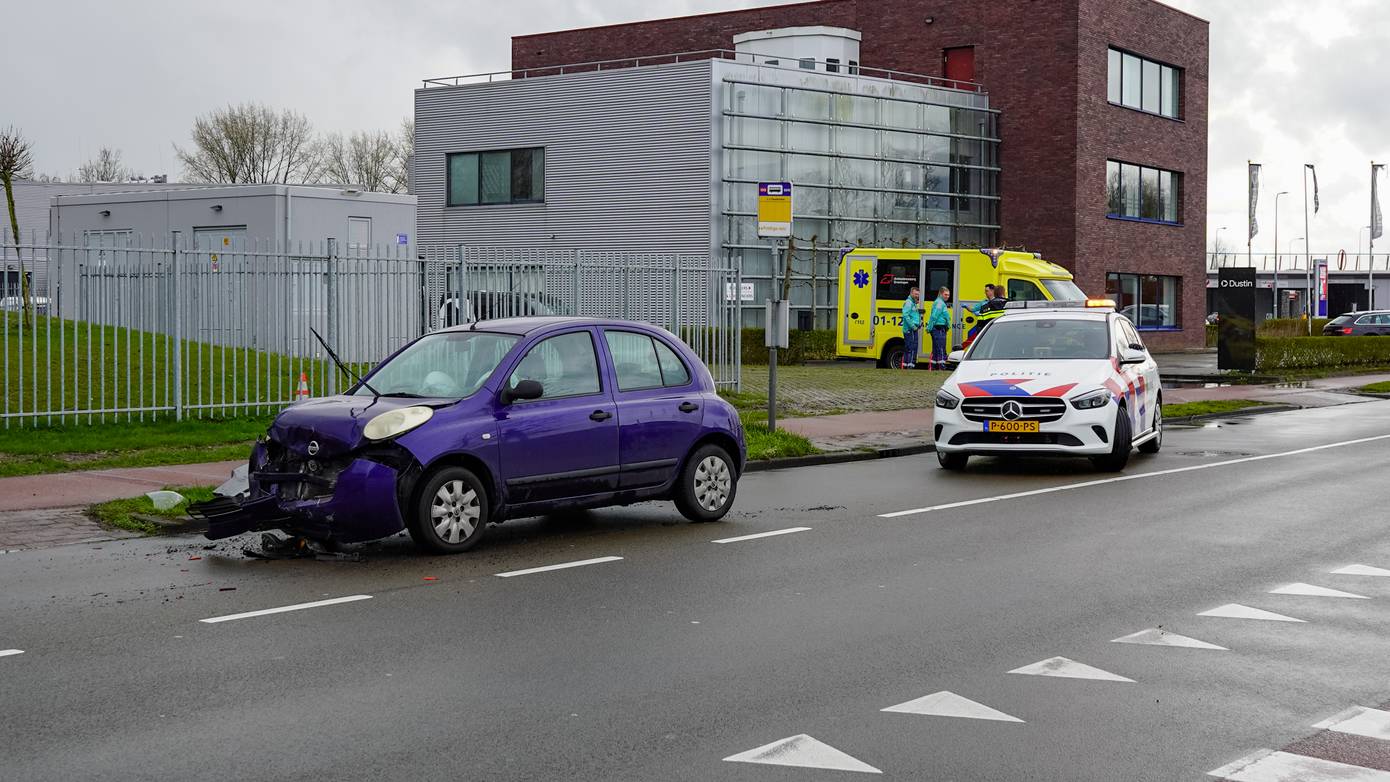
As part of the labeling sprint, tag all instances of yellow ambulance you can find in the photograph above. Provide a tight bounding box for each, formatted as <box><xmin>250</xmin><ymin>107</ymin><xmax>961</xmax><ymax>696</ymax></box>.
<box><xmin>835</xmin><ymin>248</ymin><xmax>1086</xmax><ymax>367</ymax></box>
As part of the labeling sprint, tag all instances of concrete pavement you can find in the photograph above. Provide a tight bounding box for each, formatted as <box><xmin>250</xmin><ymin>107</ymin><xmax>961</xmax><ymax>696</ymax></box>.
<box><xmin>0</xmin><ymin>460</ymin><xmax>243</xmax><ymax>513</ymax></box>
<box><xmin>4</xmin><ymin>402</ymin><xmax>1390</xmax><ymax>780</ymax></box>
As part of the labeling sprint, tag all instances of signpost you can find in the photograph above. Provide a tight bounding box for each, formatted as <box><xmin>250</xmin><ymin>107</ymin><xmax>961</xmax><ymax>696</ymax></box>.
<box><xmin>757</xmin><ymin>182</ymin><xmax>793</xmax><ymax>430</ymax></box>
<box><xmin>1216</xmin><ymin>268</ymin><xmax>1257</xmax><ymax>372</ymax></box>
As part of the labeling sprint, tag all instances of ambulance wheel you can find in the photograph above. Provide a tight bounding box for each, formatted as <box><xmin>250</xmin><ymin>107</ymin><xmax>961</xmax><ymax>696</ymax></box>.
<box><xmin>879</xmin><ymin>341</ymin><xmax>905</xmax><ymax>369</ymax></box>
<box><xmin>1090</xmin><ymin>407</ymin><xmax>1132</xmax><ymax>472</ymax></box>
<box><xmin>937</xmin><ymin>451</ymin><xmax>969</xmax><ymax>471</ymax></box>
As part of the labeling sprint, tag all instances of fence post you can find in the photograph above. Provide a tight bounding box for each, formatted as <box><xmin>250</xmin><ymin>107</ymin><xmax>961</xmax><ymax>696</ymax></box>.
<box><xmin>325</xmin><ymin>237</ymin><xmax>338</xmax><ymax>394</ymax></box>
<box><xmin>170</xmin><ymin>231</ymin><xmax>184</xmax><ymax>421</ymax></box>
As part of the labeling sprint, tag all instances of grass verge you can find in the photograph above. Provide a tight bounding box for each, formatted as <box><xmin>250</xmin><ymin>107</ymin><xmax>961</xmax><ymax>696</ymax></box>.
<box><xmin>1163</xmin><ymin>399</ymin><xmax>1271</xmax><ymax>419</ymax></box>
<box><xmin>87</xmin><ymin>486</ymin><xmax>217</xmax><ymax>535</ymax></box>
<box><xmin>1359</xmin><ymin>381</ymin><xmax>1390</xmax><ymax>394</ymax></box>
<box><xmin>743</xmin><ymin>420</ymin><xmax>819</xmax><ymax>461</ymax></box>
<box><xmin>0</xmin><ymin>417</ymin><xmax>265</xmax><ymax>477</ymax></box>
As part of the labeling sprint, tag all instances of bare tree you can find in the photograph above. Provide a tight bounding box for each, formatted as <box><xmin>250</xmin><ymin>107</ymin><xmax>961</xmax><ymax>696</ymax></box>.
<box><xmin>321</xmin><ymin>130</ymin><xmax>401</xmax><ymax>192</ymax></box>
<box><xmin>397</xmin><ymin>119</ymin><xmax>414</xmax><ymax>192</ymax></box>
<box><xmin>76</xmin><ymin>147</ymin><xmax>132</xmax><ymax>183</ymax></box>
<box><xmin>175</xmin><ymin>103</ymin><xmax>321</xmax><ymax>184</ymax></box>
<box><xmin>0</xmin><ymin>126</ymin><xmax>36</xmax><ymax>324</ymax></box>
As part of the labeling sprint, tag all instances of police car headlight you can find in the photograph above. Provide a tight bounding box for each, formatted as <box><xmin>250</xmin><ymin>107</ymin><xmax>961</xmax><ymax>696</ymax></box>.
<box><xmin>935</xmin><ymin>389</ymin><xmax>961</xmax><ymax>410</ymax></box>
<box><xmin>1070</xmin><ymin>389</ymin><xmax>1110</xmax><ymax>410</ymax></box>
<box><xmin>364</xmin><ymin>406</ymin><xmax>434</xmax><ymax>441</ymax></box>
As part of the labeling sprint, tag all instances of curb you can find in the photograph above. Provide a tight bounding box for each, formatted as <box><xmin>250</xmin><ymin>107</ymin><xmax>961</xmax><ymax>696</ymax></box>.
<box><xmin>746</xmin><ymin>443</ymin><xmax>935</xmax><ymax>472</ymax></box>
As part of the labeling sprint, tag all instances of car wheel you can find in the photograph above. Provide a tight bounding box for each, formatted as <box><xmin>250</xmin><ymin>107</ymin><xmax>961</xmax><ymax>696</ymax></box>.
<box><xmin>1090</xmin><ymin>407</ymin><xmax>1132</xmax><ymax>472</ymax></box>
<box><xmin>675</xmin><ymin>444</ymin><xmax>738</xmax><ymax>522</ymax></box>
<box><xmin>1138</xmin><ymin>400</ymin><xmax>1162</xmax><ymax>454</ymax></box>
<box><xmin>407</xmin><ymin>466</ymin><xmax>489</xmax><ymax>554</ymax></box>
<box><xmin>937</xmin><ymin>450</ymin><xmax>968</xmax><ymax>471</ymax></box>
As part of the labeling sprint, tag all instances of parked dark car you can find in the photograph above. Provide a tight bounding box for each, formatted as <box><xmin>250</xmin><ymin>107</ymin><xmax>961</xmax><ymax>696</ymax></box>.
<box><xmin>1323</xmin><ymin>311</ymin><xmax>1390</xmax><ymax>336</ymax></box>
<box><xmin>192</xmin><ymin>318</ymin><xmax>746</xmax><ymax>554</ymax></box>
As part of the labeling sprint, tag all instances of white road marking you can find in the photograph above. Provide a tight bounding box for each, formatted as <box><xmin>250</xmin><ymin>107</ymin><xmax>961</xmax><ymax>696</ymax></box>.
<box><xmin>1008</xmin><ymin>656</ymin><xmax>1134</xmax><ymax>682</ymax></box>
<box><xmin>494</xmin><ymin>556</ymin><xmax>623</xmax><ymax>578</ymax></box>
<box><xmin>1332</xmin><ymin>564</ymin><xmax>1390</xmax><ymax>577</ymax></box>
<box><xmin>1197</xmin><ymin>603</ymin><xmax>1306</xmax><ymax>623</ymax></box>
<box><xmin>1270</xmin><ymin>582</ymin><xmax>1370</xmax><ymax>599</ymax></box>
<box><xmin>723</xmin><ymin>734</ymin><xmax>881</xmax><ymax>774</ymax></box>
<box><xmin>712</xmin><ymin>527</ymin><xmax>811</xmax><ymax>544</ymax></box>
<box><xmin>1313</xmin><ymin>706</ymin><xmax>1390</xmax><ymax>741</ymax></box>
<box><xmin>882</xmin><ymin>691</ymin><xmax>1024</xmax><ymax>723</ymax></box>
<box><xmin>878</xmin><ymin>433</ymin><xmax>1390</xmax><ymax>518</ymax></box>
<box><xmin>0</xmin><ymin>649</ymin><xmax>24</xmax><ymax>658</ymax></box>
<box><xmin>1208</xmin><ymin>749</ymin><xmax>1390</xmax><ymax>781</ymax></box>
<box><xmin>199</xmin><ymin>595</ymin><xmax>373</xmax><ymax>624</ymax></box>
<box><xmin>1111</xmin><ymin>628</ymin><xmax>1227</xmax><ymax>650</ymax></box>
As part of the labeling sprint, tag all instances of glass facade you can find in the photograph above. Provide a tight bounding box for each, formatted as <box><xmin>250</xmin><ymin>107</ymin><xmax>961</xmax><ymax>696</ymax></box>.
<box><xmin>1107</xmin><ymin>47</ymin><xmax>1181</xmax><ymax>120</ymax></box>
<box><xmin>1106</xmin><ymin>160</ymin><xmax>1182</xmax><ymax>224</ymax></box>
<box><xmin>1107</xmin><ymin>272</ymin><xmax>1180</xmax><ymax>329</ymax></box>
<box><xmin>719</xmin><ymin>64</ymin><xmax>999</xmax><ymax>326</ymax></box>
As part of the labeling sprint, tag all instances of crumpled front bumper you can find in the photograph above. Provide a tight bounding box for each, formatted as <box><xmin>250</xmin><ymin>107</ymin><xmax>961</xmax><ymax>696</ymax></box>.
<box><xmin>191</xmin><ymin>451</ymin><xmax>406</xmax><ymax>544</ymax></box>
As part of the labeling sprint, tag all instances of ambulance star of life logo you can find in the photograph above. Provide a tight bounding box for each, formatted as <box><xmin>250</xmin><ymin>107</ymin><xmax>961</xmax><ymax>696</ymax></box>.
<box><xmin>853</xmin><ymin>270</ymin><xmax>870</xmax><ymax>288</ymax></box>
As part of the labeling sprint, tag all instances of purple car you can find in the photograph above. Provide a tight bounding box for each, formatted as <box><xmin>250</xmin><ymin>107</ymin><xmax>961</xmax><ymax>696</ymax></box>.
<box><xmin>192</xmin><ymin>318</ymin><xmax>746</xmax><ymax>554</ymax></box>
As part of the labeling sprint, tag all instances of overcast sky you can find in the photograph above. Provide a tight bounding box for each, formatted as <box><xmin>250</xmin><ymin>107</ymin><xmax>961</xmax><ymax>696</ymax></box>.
<box><xmin>4</xmin><ymin>0</ymin><xmax>1387</xmax><ymax>257</ymax></box>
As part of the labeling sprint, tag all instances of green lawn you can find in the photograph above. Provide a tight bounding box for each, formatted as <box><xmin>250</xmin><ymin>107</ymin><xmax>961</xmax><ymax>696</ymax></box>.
<box><xmin>88</xmin><ymin>485</ymin><xmax>217</xmax><ymax>535</ymax></box>
<box><xmin>0</xmin><ymin>417</ymin><xmax>265</xmax><ymax>477</ymax></box>
<box><xmin>2</xmin><ymin>312</ymin><xmax>355</xmax><ymax>426</ymax></box>
<box><xmin>739</xmin><ymin>362</ymin><xmax>944</xmax><ymax>416</ymax></box>
<box><xmin>742</xmin><ymin>420</ymin><xmax>819</xmax><ymax>461</ymax></box>
<box><xmin>1163</xmin><ymin>399</ymin><xmax>1271</xmax><ymax>419</ymax></box>
<box><xmin>1360</xmin><ymin>381</ymin><xmax>1390</xmax><ymax>394</ymax></box>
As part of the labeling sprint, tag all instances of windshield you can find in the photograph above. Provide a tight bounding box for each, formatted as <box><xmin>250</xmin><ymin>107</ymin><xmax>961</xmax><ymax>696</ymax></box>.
<box><xmin>356</xmin><ymin>331</ymin><xmax>519</xmax><ymax>399</ymax></box>
<box><xmin>967</xmin><ymin>318</ymin><xmax>1111</xmax><ymax>360</ymax></box>
<box><xmin>1041</xmin><ymin>278</ymin><xmax>1087</xmax><ymax>301</ymax></box>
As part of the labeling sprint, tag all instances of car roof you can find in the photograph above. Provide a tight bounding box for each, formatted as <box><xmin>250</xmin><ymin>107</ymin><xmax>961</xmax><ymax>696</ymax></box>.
<box><xmin>437</xmin><ymin>316</ymin><xmax>665</xmax><ymax>336</ymax></box>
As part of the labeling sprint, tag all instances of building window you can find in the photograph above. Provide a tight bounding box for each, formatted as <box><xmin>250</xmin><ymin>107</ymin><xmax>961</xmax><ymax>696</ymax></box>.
<box><xmin>1107</xmin><ymin>47</ymin><xmax>1181</xmax><ymax>119</ymax></box>
<box><xmin>798</xmin><ymin>58</ymin><xmax>816</xmax><ymax>70</ymax></box>
<box><xmin>447</xmin><ymin>148</ymin><xmax>545</xmax><ymax>206</ymax></box>
<box><xmin>1106</xmin><ymin>160</ymin><xmax>1181</xmax><ymax>224</ymax></box>
<box><xmin>825</xmin><ymin>58</ymin><xmax>840</xmax><ymax>73</ymax></box>
<box><xmin>1107</xmin><ymin>272</ymin><xmax>1181</xmax><ymax>329</ymax></box>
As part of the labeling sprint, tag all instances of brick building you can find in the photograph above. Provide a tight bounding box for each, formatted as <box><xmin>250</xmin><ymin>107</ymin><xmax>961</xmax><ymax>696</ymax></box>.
<box><xmin>509</xmin><ymin>0</ymin><xmax>1209</xmax><ymax>348</ymax></box>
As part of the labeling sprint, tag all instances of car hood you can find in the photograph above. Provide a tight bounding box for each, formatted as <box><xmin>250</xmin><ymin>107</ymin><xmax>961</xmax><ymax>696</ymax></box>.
<box><xmin>269</xmin><ymin>395</ymin><xmax>458</xmax><ymax>459</ymax></box>
<box><xmin>947</xmin><ymin>359</ymin><xmax>1114</xmax><ymax>399</ymax></box>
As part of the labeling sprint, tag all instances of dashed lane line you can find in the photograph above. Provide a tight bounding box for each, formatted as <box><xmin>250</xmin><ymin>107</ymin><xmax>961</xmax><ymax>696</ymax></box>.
<box><xmin>1008</xmin><ymin>656</ymin><xmax>1134</xmax><ymax>682</ymax></box>
<box><xmin>723</xmin><ymin>735</ymin><xmax>882</xmax><ymax>774</ymax></box>
<box><xmin>0</xmin><ymin>649</ymin><xmax>23</xmax><ymax>658</ymax></box>
<box><xmin>1313</xmin><ymin>706</ymin><xmax>1390</xmax><ymax>741</ymax></box>
<box><xmin>1333</xmin><ymin>564</ymin><xmax>1390</xmax><ymax>577</ymax></box>
<box><xmin>712</xmin><ymin>527</ymin><xmax>812</xmax><ymax>544</ymax></box>
<box><xmin>1269</xmin><ymin>583</ymin><xmax>1370</xmax><ymax>599</ymax></box>
<box><xmin>494</xmin><ymin>556</ymin><xmax>623</xmax><ymax>578</ymax></box>
<box><xmin>199</xmin><ymin>595</ymin><xmax>373</xmax><ymax>624</ymax></box>
<box><xmin>1111</xmin><ymin>628</ymin><xmax>1227</xmax><ymax>650</ymax></box>
<box><xmin>1198</xmin><ymin>604</ymin><xmax>1306</xmax><ymax>623</ymax></box>
<box><xmin>879</xmin><ymin>433</ymin><xmax>1390</xmax><ymax>518</ymax></box>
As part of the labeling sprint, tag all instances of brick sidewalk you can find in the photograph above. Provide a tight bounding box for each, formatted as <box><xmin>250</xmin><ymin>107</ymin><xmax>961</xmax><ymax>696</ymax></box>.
<box><xmin>0</xmin><ymin>461</ymin><xmax>242</xmax><ymax>513</ymax></box>
<box><xmin>0</xmin><ymin>507</ymin><xmax>140</xmax><ymax>550</ymax></box>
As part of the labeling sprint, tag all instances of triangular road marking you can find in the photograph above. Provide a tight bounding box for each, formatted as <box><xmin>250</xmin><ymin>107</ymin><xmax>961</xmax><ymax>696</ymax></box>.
<box><xmin>1313</xmin><ymin>706</ymin><xmax>1390</xmax><ymax>741</ymax></box>
<box><xmin>1007</xmin><ymin>656</ymin><xmax>1134</xmax><ymax>682</ymax></box>
<box><xmin>1270</xmin><ymin>582</ymin><xmax>1370</xmax><ymax>599</ymax></box>
<box><xmin>1198</xmin><ymin>603</ymin><xmax>1306</xmax><ymax>622</ymax></box>
<box><xmin>723</xmin><ymin>734</ymin><xmax>882</xmax><ymax>774</ymax></box>
<box><xmin>882</xmin><ymin>691</ymin><xmax>1024</xmax><ymax>723</ymax></box>
<box><xmin>1208</xmin><ymin>749</ymin><xmax>1390</xmax><ymax>781</ymax></box>
<box><xmin>1111</xmin><ymin>628</ymin><xmax>1227</xmax><ymax>650</ymax></box>
<box><xmin>1333</xmin><ymin>564</ymin><xmax>1390</xmax><ymax>577</ymax></box>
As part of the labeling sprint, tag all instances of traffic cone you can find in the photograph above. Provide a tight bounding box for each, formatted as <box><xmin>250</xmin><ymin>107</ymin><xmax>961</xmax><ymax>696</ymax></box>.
<box><xmin>295</xmin><ymin>372</ymin><xmax>310</xmax><ymax>402</ymax></box>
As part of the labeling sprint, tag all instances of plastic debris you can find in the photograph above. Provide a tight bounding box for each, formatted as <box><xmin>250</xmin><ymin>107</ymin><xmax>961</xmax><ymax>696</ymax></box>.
<box><xmin>188</xmin><ymin>556</ymin><xmax>202</xmax><ymax>561</ymax></box>
<box><xmin>214</xmin><ymin>465</ymin><xmax>250</xmax><ymax>499</ymax></box>
<box><xmin>218</xmin><ymin>587</ymin><xmax>236</xmax><ymax>592</ymax></box>
<box><xmin>146</xmin><ymin>490</ymin><xmax>186</xmax><ymax>511</ymax></box>
<box><xmin>423</xmin><ymin>577</ymin><xmax>438</xmax><ymax>582</ymax></box>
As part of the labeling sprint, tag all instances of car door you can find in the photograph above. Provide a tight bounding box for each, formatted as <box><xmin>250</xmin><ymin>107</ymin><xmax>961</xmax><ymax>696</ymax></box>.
<box><xmin>497</xmin><ymin>329</ymin><xmax>620</xmax><ymax>504</ymax></box>
<box><xmin>1117</xmin><ymin>318</ymin><xmax>1157</xmax><ymax>434</ymax></box>
<box><xmin>601</xmin><ymin>329</ymin><xmax>704</xmax><ymax>489</ymax></box>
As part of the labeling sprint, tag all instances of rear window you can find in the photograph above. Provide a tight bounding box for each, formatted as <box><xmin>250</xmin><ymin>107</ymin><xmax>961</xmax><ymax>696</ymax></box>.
<box><xmin>1329</xmin><ymin>315</ymin><xmax>1353</xmax><ymax>325</ymax></box>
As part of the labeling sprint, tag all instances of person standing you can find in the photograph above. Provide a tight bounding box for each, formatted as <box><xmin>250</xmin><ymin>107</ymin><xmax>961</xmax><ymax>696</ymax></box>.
<box><xmin>972</xmin><ymin>284</ymin><xmax>996</xmax><ymax>315</ymax></box>
<box><xmin>900</xmin><ymin>286</ymin><xmax>923</xmax><ymax>368</ymax></box>
<box><xmin>928</xmin><ymin>286</ymin><xmax>952</xmax><ymax>369</ymax></box>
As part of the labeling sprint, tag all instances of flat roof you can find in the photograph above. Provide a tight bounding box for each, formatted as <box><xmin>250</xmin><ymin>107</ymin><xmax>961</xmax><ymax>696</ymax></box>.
<box><xmin>52</xmin><ymin>184</ymin><xmax>416</xmax><ymax>208</ymax></box>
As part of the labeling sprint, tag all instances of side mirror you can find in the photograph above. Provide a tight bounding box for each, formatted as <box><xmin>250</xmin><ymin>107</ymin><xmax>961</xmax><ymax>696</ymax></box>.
<box><xmin>502</xmin><ymin>379</ymin><xmax>544</xmax><ymax>404</ymax></box>
<box><xmin>1119</xmin><ymin>348</ymin><xmax>1147</xmax><ymax>366</ymax></box>
<box><xmin>946</xmin><ymin>350</ymin><xmax>965</xmax><ymax>365</ymax></box>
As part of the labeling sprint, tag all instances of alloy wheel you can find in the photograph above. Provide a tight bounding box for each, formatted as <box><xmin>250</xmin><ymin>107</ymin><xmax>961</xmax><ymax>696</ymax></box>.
<box><xmin>431</xmin><ymin>479</ymin><xmax>480</xmax><ymax>544</ymax></box>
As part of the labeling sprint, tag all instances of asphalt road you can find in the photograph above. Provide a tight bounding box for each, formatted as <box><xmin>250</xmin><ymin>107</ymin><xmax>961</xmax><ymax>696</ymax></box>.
<box><xmin>4</xmin><ymin>402</ymin><xmax>1390</xmax><ymax>781</ymax></box>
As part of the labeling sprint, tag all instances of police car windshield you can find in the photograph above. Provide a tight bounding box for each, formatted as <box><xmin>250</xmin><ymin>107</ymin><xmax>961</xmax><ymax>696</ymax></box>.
<box><xmin>967</xmin><ymin>318</ymin><xmax>1110</xmax><ymax>360</ymax></box>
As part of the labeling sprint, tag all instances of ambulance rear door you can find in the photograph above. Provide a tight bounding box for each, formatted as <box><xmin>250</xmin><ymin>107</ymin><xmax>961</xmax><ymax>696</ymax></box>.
<box><xmin>841</xmin><ymin>254</ymin><xmax>877</xmax><ymax>347</ymax></box>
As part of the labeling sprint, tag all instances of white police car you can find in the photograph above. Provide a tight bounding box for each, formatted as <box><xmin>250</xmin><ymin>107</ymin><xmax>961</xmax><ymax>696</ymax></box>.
<box><xmin>932</xmin><ymin>300</ymin><xmax>1162</xmax><ymax>472</ymax></box>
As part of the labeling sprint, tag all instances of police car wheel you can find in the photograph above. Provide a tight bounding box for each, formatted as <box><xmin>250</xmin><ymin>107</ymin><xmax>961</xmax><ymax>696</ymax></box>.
<box><xmin>937</xmin><ymin>451</ymin><xmax>969</xmax><ymax>471</ymax></box>
<box><xmin>1090</xmin><ymin>407</ymin><xmax>1132</xmax><ymax>472</ymax></box>
<box><xmin>407</xmin><ymin>466</ymin><xmax>490</xmax><ymax>554</ymax></box>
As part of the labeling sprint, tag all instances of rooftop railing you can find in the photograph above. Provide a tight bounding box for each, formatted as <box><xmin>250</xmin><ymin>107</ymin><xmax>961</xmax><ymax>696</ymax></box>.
<box><xmin>422</xmin><ymin>49</ymin><xmax>987</xmax><ymax>94</ymax></box>
<box><xmin>1208</xmin><ymin>252</ymin><xmax>1390</xmax><ymax>272</ymax></box>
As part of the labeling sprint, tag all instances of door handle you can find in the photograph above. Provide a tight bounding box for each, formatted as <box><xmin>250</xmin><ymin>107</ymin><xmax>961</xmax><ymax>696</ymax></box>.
<box><xmin>678</xmin><ymin>401</ymin><xmax>700</xmax><ymax>413</ymax></box>
<box><xmin>589</xmin><ymin>410</ymin><xmax>612</xmax><ymax>422</ymax></box>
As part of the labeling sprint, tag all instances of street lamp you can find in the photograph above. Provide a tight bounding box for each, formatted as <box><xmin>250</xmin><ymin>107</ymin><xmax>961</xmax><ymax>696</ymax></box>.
<box><xmin>1288</xmin><ymin>236</ymin><xmax>1304</xmax><ymax>258</ymax></box>
<box><xmin>1275</xmin><ymin>191</ymin><xmax>1290</xmax><ymax>317</ymax></box>
<box><xmin>1214</xmin><ymin>225</ymin><xmax>1229</xmax><ymax>266</ymax></box>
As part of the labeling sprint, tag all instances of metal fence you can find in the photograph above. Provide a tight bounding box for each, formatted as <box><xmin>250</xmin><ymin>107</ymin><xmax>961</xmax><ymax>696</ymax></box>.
<box><xmin>1208</xmin><ymin>252</ymin><xmax>1390</xmax><ymax>272</ymax></box>
<box><xmin>0</xmin><ymin>234</ymin><xmax>739</xmax><ymax>427</ymax></box>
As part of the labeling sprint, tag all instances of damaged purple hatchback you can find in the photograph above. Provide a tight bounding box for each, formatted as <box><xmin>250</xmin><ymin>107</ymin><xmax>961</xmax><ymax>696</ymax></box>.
<box><xmin>191</xmin><ymin>318</ymin><xmax>746</xmax><ymax>554</ymax></box>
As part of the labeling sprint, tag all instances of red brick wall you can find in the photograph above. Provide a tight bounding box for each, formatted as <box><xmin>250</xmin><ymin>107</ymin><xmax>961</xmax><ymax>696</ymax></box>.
<box><xmin>513</xmin><ymin>0</ymin><xmax>1209</xmax><ymax>348</ymax></box>
<box><xmin>1076</xmin><ymin>0</ymin><xmax>1209</xmax><ymax>350</ymax></box>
